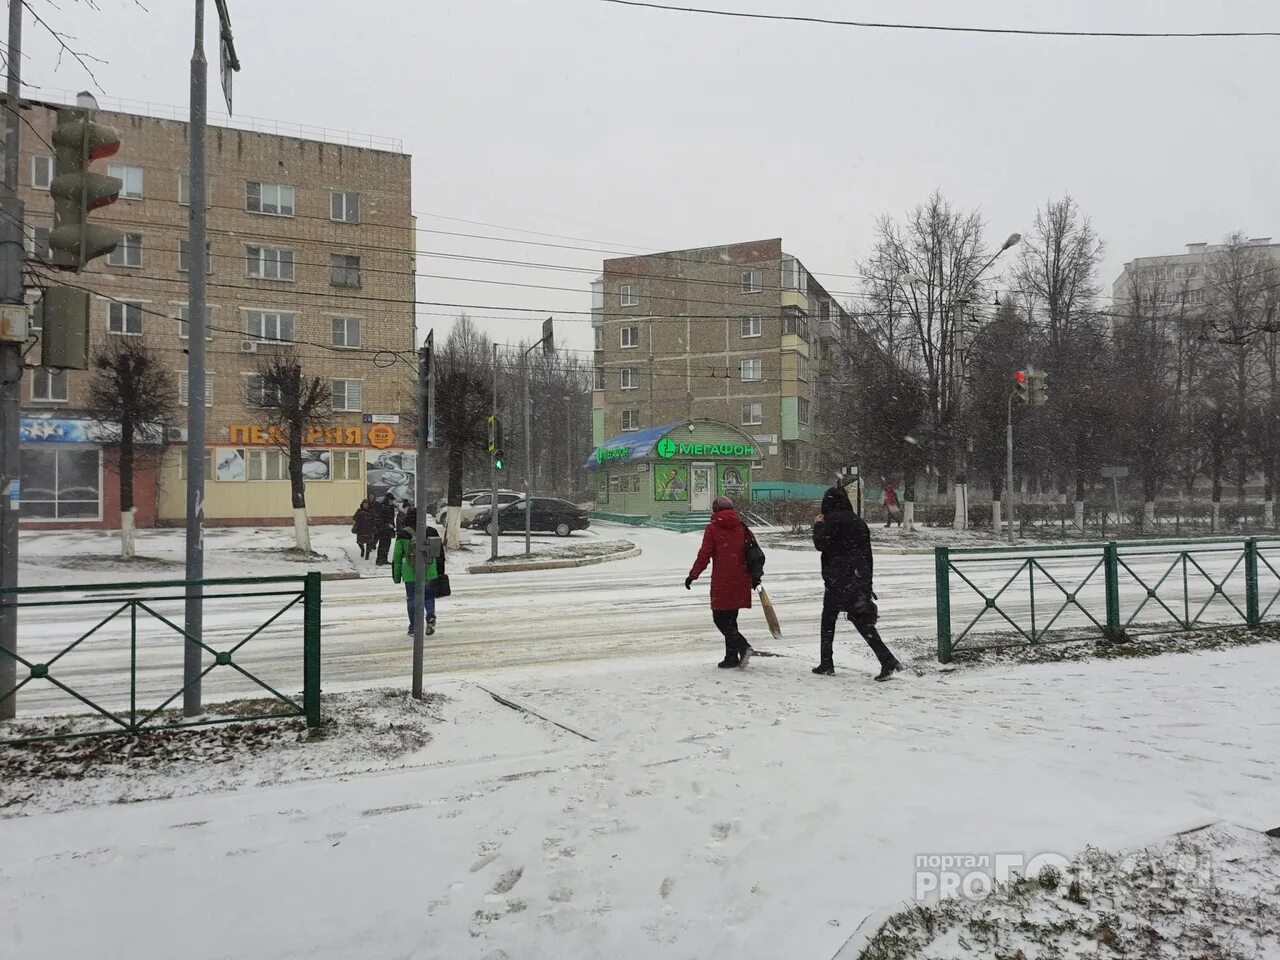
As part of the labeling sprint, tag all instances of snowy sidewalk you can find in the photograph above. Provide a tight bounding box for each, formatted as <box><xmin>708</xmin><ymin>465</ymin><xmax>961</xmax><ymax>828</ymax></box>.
<box><xmin>2</xmin><ymin>642</ymin><xmax>1276</xmax><ymax>960</ymax></box>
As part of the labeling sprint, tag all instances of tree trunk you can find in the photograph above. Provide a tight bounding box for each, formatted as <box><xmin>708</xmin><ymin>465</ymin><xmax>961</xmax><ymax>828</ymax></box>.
<box><xmin>1266</xmin><ymin>462</ymin><xmax>1276</xmax><ymax>529</ymax></box>
<box><xmin>1143</xmin><ymin>500</ymin><xmax>1156</xmax><ymax>533</ymax></box>
<box><xmin>119</xmin><ymin>422</ymin><xmax>135</xmax><ymax>559</ymax></box>
<box><xmin>991</xmin><ymin>499</ymin><xmax>1001</xmax><ymax>534</ymax></box>
<box><xmin>902</xmin><ymin>501</ymin><xmax>915</xmax><ymax>532</ymax></box>
<box><xmin>902</xmin><ymin>472</ymin><xmax>915</xmax><ymax>532</ymax></box>
<box><xmin>444</xmin><ymin>446</ymin><xmax>466</xmax><ymax>550</ymax></box>
<box><xmin>1074</xmin><ymin>500</ymin><xmax>1085</xmax><ymax>534</ymax></box>
<box><xmin>289</xmin><ymin>422</ymin><xmax>310</xmax><ymax>552</ymax></box>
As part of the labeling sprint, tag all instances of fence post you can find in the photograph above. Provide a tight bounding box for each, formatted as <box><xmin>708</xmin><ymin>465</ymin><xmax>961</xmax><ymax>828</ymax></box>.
<box><xmin>935</xmin><ymin>547</ymin><xmax>952</xmax><ymax>663</ymax></box>
<box><xmin>303</xmin><ymin>571</ymin><xmax>322</xmax><ymax>728</ymax></box>
<box><xmin>1245</xmin><ymin>538</ymin><xmax>1260</xmax><ymax>628</ymax></box>
<box><xmin>1103</xmin><ymin>541</ymin><xmax>1123</xmax><ymax>641</ymax></box>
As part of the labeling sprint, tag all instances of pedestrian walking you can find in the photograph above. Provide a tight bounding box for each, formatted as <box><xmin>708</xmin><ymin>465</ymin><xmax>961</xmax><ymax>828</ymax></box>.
<box><xmin>391</xmin><ymin>507</ymin><xmax>445</xmax><ymax>636</ymax></box>
<box><xmin>685</xmin><ymin>496</ymin><xmax>756</xmax><ymax>669</ymax></box>
<box><xmin>812</xmin><ymin>486</ymin><xmax>903</xmax><ymax>680</ymax></box>
<box><xmin>352</xmin><ymin>498</ymin><xmax>378</xmax><ymax>560</ymax></box>
<box><xmin>374</xmin><ymin>492</ymin><xmax>397</xmax><ymax>565</ymax></box>
<box><xmin>882</xmin><ymin>478</ymin><xmax>901</xmax><ymax>528</ymax></box>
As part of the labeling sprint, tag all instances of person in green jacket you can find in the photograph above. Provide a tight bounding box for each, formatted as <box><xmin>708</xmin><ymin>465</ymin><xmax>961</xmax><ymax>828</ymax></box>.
<box><xmin>391</xmin><ymin>508</ymin><xmax>445</xmax><ymax>636</ymax></box>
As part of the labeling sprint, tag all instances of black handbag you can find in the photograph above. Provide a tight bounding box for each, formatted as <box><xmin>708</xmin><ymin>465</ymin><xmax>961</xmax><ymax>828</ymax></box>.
<box><xmin>743</xmin><ymin>526</ymin><xmax>766</xmax><ymax>582</ymax></box>
<box><xmin>429</xmin><ymin>574</ymin><xmax>452</xmax><ymax>598</ymax></box>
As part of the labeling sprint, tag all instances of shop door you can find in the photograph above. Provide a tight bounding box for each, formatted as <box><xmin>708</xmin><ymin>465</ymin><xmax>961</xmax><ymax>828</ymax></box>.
<box><xmin>691</xmin><ymin>464</ymin><xmax>714</xmax><ymax>511</ymax></box>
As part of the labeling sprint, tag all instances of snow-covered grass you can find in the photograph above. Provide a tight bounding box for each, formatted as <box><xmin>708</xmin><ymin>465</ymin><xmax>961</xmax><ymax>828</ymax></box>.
<box><xmin>853</xmin><ymin>822</ymin><xmax>1280</xmax><ymax>960</ymax></box>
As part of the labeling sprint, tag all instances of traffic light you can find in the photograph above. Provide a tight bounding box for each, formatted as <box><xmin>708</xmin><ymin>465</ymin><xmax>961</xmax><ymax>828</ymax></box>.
<box><xmin>487</xmin><ymin>415</ymin><xmax>504</xmax><ymax>454</ymax></box>
<box><xmin>1029</xmin><ymin>371</ymin><xmax>1049</xmax><ymax>406</ymax></box>
<box><xmin>48</xmin><ymin>108</ymin><xmax>123</xmax><ymax>271</ymax></box>
<box><xmin>1013</xmin><ymin>369</ymin><xmax>1029</xmax><ymax>404</ymax></box>
<box><xmin>493</xmin><ymin>450</ymin><xmax>506</xmax><ymax>472</ymax></box>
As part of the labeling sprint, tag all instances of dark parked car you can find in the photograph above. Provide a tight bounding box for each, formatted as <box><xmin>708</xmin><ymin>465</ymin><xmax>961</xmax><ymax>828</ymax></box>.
<box><xmin>474</xmin><ymin>497</ymin><xmax>590</xmax><ymax>537</ymax></box>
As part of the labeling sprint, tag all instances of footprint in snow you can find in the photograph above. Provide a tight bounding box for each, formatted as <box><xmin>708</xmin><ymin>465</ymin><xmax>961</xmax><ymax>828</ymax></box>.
<box><xmin>490</xmin><ymin>867</ymin><xmax>524</xmax><ymax>895</ymax></box>
<box><xmin>659</xmin><ymin>877</ymin><xmax>675</xmax><ymax>899</ymax></box>
<box><xmin>709</xmin><ymin>822</ymin><xmax>733</xmax><ymax>843</ymax></box>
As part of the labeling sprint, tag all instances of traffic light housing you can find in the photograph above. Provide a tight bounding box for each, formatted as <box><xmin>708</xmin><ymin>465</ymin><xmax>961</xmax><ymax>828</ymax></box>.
<box><xmin>487</xmin><ymin>415</ymin><xmax>503</xmax><ymax>454</ymax></box>
<box><xmin>1029</xmin><ymin>371</ymin><xmax>1049</xmax><ymax>406</ymax></box>
<box><xmin>48</xmin><ymin>108</ymin><xmax>123</xmax><ymax>271</ymax></box>
<box><xmin>493</xmin><ymin>450</ymin><xmax>506</xmax><ymax>472</ymax></box>
<box><xmin>1013</xmin><ymin>369</ymin><xmax>1029</xmax><ymax>404</ymax></box>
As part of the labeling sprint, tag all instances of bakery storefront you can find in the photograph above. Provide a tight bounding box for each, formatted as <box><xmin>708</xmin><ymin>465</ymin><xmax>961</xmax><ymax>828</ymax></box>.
<box><xmin>156</xmin><ymin>419</ymin><xmax>416</xmax><ymax>526</ymax></box>
<box><xmin>587</xmin><ymin>419</ymin><xmax>761</xmax><ymax>522</ymax></box>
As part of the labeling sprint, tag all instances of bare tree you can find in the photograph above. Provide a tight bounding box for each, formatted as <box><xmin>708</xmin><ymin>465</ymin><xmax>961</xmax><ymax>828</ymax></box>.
<box><xmin>435</xmin><ymin>315</ymin><xmax>494</xmax><ymax>548</ymax></box>
<box><xmin>252</xmin><ymin>349</ymin><xmax>331</xmax><ymax>553</ymax></box>
<box><xmin>84</xmin><ymin>338</ymin><xmax>178</xmax><ymax>558</ymax></box>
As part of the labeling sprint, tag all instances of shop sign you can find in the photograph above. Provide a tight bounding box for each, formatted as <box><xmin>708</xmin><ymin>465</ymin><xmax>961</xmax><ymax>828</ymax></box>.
<box><xmin>362</xmin><ymin>414</ymin><xmax>401</xmax><ymax>425</ymax></box>
<box><xmin>656</xmin><ymin>436</ymin><xmax>755</xmax><ymax>459</ymax></box>
<box><xmin>228</xmin><ymin>423</ymin><xmax>397</xmax><ymax>448</ymax></box>
<box><xmin>596</xmin><ymin>446</ymin><xmax>631</xmax><ymax>464</ymax></box>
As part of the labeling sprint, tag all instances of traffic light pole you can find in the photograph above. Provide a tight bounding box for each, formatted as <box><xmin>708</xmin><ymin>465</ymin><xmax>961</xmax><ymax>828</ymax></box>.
<box><xmin>1006</xmin><ymin>391</ymin><xmax>1015</xmax><ymax>545</ymax></box>
<box><xmin>490</xmin><ymin>341</ymin><xmax>499</xmax><ymax>562</ymax></box>
<box><xmin>183</xmin><ymin>0</ymin><xmax>209</xmax><ymax>716</ymax></box>
<box><xmin>0</xmin><ymin>0</ymin><xmax>24</xmax><ymax>720</ymax></box>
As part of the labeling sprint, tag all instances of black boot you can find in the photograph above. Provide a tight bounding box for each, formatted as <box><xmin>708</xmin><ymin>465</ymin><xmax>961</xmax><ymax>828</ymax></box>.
<box><xmin>737</xmin><ymin>637</ymin><xmax>753</xmax><ymax>670</ymax></box>
<box><xmin>718</xmin><ymin>639</ymin><xmax>739</xmax><ymax>669</ymax></box>
<box><xmin>812</xmin><ymin>637</ymin><xmax>834</xmax><ymax>675</ymax></box>
<box><xmin>874</xmin><ymin>660</ymin><xmax>903</xmax><ymax>682</ymax></box>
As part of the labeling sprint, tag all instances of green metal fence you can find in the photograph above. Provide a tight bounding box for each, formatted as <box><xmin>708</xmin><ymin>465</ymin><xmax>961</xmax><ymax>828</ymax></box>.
<box><xmin>0</xmin><ymin>572</ymin><xmax>322</xmax><ymax>744</ymax></box>
<box><xmin>935</xmin><ymin>537</ymin><xmax>1280</xmax><ymax>663</ymax></box>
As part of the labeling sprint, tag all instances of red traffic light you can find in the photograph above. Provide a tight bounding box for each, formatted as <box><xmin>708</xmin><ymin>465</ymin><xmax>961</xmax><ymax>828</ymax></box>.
<box><xmin>1014</xmin><ymin>370</ymin><xmax>1027</xmax><ymax>383</ymax></box>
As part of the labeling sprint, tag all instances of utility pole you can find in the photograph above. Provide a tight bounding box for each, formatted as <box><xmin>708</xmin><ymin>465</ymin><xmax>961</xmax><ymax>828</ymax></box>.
<box><xmin>411</xmin><ymin>334</ymin><xmax>432</xmax><ymax>700</ymax></box>
<box><xmin>183</xmin><ymin>0</ymin><xmax>209</xmax><ymax>717</ymax></box>
<box><xmin>490</xmin><ymin>341</ymin><xmax>499</xmax><ymax>562</ymax></box>
<box><xmin>952</xmin><ymin>297</ymin><xmax>969</xmax><ymax>531</ymax></box>
<box><xmin>1005</xmin><ymin>391</ymin><xmax>1015</xmax><ymax>545</ymax></box>
<box><xmin>520</xmin><ymin>318</ymin><xmax>554</xmax><ymax>557</ymax></box>
<box><xmin>0</xmin><ymin>0</ymin><xmax>24</xmax><ymax>720</ymax></box>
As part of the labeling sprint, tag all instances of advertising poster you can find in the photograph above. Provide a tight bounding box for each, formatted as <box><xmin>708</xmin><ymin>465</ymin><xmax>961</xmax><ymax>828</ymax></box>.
<box><xmin>301</xmin><ymin>450</ymin><xmax>331</xmax><ymax>481</ymax></box>
<box><xmin>367</xmin><ymin>450</ymin><xmax>416</xmax><ymax>504</ymax></box>
<box><xmin>596</xmin><ymin>473</ymin><xmax>609</xmax><ymax>505</ymax></box>
<box><xmin>718</xmin><ymin>463</ymin><xmax>747</xmax><ymax>499</ymax></box>
<box><xmin>214</xmin><ymin>448</ymin><xmax>245</xmax><ymax>482</ymax></box>
<box><xmin>654</xmin><ymin>463</ymin><xmax>689</xmax><ymax>502</ymax></box>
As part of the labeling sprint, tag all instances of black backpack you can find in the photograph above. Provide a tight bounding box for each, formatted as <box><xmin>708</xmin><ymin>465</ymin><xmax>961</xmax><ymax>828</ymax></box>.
<box><xmin>743</xmin><ymin>525</ymin><xmax>766</xmax><ymax>582</ymax></box>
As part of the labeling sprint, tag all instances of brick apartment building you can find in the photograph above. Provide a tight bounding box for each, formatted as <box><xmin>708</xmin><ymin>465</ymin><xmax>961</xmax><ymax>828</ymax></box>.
<box><xmin>16</xmin><ymin>101</ymin><xmax>415</xmax><ymax>527</ymax></box>
<box><xmin>591</xmin><ymin>238</ymin><xmax>848</xmax><ymax>495</ymax></box>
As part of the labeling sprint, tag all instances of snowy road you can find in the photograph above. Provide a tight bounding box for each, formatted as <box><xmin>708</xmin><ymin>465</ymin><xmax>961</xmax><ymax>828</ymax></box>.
<box><xmin>9</xmin><ymin>525</ymin><xmax>1270</xmax><ymax>721</ymax></box>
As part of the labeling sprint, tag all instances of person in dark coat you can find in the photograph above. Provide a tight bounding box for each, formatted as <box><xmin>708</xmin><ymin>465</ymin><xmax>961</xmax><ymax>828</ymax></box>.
<box><xmin>374</xmin><ymin>493</ymin><xmax>397</xmax><ymax>566</ymax></box>
<box><xmin>352</xmin><ymin>499</ymin><xmax>378</xmax><ymax>560</ymax></box>
<box><xmin>812</xmin><ymin>485</ymin><xmax>902</xmax><ymax>680</ymax></box>
<box><xmin>686</xmin><ymin>496</ymin><xmax>756</xmax><ymax>669</ymax></box>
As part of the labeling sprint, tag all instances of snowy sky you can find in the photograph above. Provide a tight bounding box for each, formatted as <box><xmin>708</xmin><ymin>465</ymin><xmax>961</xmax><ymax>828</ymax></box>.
<box><xmin>18</xmin><ymin>0</ymin><xmax>1280</xmax><ymax>355</ymax></box>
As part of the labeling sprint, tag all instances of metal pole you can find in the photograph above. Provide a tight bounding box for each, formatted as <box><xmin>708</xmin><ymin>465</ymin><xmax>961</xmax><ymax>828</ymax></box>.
<box><xmin>523</xmin><ymin>352</ymin><xmax>531</xmax><ymax>557</ymax></box>
<box><xmin>411</xmin><ymin>339</ymin><xmax>429</xmax><ymax>699</ymax></box>
<box><xmin>952</xmin><ymin>298</ymin><xmax>968</xmax><ymax>531</ymax></box>
<box><xmin>1006</xmin><ymin>392</ymin><xmax>1014</xmax><ymax>546</ymax></box>
<box><xmin>183</xmin><ymin>0</ymin><xmax>208</xmax><ymax>717</ymax></box>
<box><xmin>490</xmin><ymin>342</ymin><xmax>498</xmax><ymax>561</ymax></box>
<box><xmin>0</xmin><ymin>0</ymin><xmax>24</xmax><ymax>720</ymax></box>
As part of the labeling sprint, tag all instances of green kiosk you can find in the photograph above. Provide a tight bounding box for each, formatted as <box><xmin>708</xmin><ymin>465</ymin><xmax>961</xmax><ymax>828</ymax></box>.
<box><xmin>587</xmin><ymin>419</ymin><xmax>761</xmax><ymax>530</ymax></box>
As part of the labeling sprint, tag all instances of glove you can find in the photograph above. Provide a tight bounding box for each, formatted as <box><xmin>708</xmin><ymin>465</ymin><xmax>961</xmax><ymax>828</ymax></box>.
<box><xmin>684</xmin><ymin>577</ymin><xmax>693</xmax><ymax>590</ymax></box>
<box><xmin>751</xmin><ymin>579</ymin><xmax>761</xmax><ymax>590</ymax></box>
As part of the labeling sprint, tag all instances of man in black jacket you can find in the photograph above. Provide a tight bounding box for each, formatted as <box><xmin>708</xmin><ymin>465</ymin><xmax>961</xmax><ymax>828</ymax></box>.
<box><xmin>812</xmin><ymin>485</ymin><xmax>902</xmax><ymax>680</ymax></box>
<box><xmin>374</xmin><ymin>493</ymin><xmax>398</xmax><ymax>566</ymax></box>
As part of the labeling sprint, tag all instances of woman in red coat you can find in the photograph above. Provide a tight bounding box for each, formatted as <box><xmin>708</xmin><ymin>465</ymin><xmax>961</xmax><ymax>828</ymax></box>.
<box><xmin>686</xmin><ymin>496</ymin><xmax>756</xmax><ymax>669</ymax></box>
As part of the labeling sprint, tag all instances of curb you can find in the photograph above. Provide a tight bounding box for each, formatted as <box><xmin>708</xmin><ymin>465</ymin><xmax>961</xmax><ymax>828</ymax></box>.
<box><xmin>467</xmin><ymin>546</ymin><xmax>641</xmax><ymax>574</ymax></box>
<box><xmin>320</xmin><ymin>570</ymin><xmax>360</xmax><ymax>581</ymax></box>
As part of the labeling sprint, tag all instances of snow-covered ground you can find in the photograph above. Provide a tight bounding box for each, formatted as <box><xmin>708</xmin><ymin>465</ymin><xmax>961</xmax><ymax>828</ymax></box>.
<box><xmin>3</xmin><ymin>523</ymin><xmax>1277</xmax><ymax>959</ymax></box>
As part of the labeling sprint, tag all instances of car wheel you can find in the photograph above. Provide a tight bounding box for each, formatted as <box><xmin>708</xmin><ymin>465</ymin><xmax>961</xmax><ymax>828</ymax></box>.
<box><xmin>555</xmin><ymin>522</ymin><xmax>571</xmax><ymax>538</ymax></box>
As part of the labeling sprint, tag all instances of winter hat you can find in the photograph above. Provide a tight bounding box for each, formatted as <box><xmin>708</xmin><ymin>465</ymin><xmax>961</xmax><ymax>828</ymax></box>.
<box><xmin>821</xmin><ymin>486</ymin><xmax>854</xmax><ymax>514</ymax></box>
<box><xmin>712</xmin><ymin>496</ymin><xmax>735</xmax><ymax>512</ymax></box>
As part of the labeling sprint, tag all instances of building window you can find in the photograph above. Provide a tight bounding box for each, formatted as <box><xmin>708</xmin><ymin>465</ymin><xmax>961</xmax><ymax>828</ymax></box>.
<box><xmin>1182</xmin><ymin>289</ymin><xmax>1205</xmax><ymax>305</ymax></box>
<box><xmin>330</xmin><ymin>253</ymin><xmax>361</xmax><ymax>287</ymax></box>
<box><xmin>620</xmin><ymin>284</ymin><xmax>639</xmax><ymax>307</ymax></box>
<box><xmin>620</xmin><ymin>326</ymin><xmax>640</xmax><ymax>348</ymax></box>
<box><xmin>19</xmin><ymin>446</ymin><xmax>101</xmax><ymax>520</ymax></box>
<box><xmin>619</xmin><ymin>367</ymin><xmax>637</xmax><ymax>390</ymax></box>
<box><xmin>178</xmin><ymin>239</ymin><xmax>213</xmax><ymax>273</ymax></box>
<box><xmin>332</xmin><ymin>450</ymin><xmax>362</xmax><ymax>481</ymax></box>
<box><xmin>245</xmin><ymin>309</ymin><xmax>295</xmax><ymax>343</ymax></box>
<box><xmin>246</xmin><ymin>245</ymin><xmax>295</xmax><ymax>281</ymax></box>
<box><xmin>108</xmin><ymin>300</ymin><xmax>143</xmax><ymax>335</ymax></box>
<box><xmin>620</xmin><ymin>409</ymin><xmax>640</xmax><ymax>432</ymax></box>
<box><xmin>178</xmin><ymin>372</ymin><xmax>214</xmax><ymax>407</ymax></box>
<box><xmin>31</xmin><ymin>367</ymin><xmax>67</xmax><ymax>402</ymax></box>
<box><xmin>246</xmin><ymin>375</ymin><xmax>281</xmax><ymax>409</ymax></box>
<box><xmin>176</xmin><ymin>304</ymin><xmax>212</xmax><ymax>340</ymax></box>
<box><xmin>797</xmin><ymin>397</ymin><xmax>811</xmax><ymax>426</ymax></box>
<box><xmin>177</xmin><ymin>449</ymin><xmax>213</xmax><ymax>481</ymax></box>
<box><xmin>108</xmin><ymin>164</ymin><xmax>144</xmax><ymax>199</ymax></box>
<box><xmin>177</xmin><ymin>172</ymin><xmax>212</xmax><ymax>206</ymax></box>
<box><xmin>331</xmin><ymin>316</ymin><xmax>361</xmax><ymax>348</ymax></box>
<box><xmin>742</xmin><ymin>402</ymin><xmax>763</xmax><ymax>426</ymax></box>
<box><xmin>797</xmin><ymin>355</ymin><xmax>810</xmax><ymax>381</ymax></box>
<box><xmin>741</xmin><ymin>270</ymin><xmax>762</xmax><ymax>294</ymax></box>
<box><xmin>246</xmin><ymin>180</ymin><xmax>295</xmax><ymax>216</ymax></box>
<box><xmin>783</xmin><ymin>308</ymin><xmax>810</xmax><ymax>342</ymax></box>
<box><xmin>593</xmin><ymin>366</ymin><xmax>604</xmax><ymax>391</ymax></box>
<box><xmin>740</xmin><ymin>316</ymin><xmax>762</xmax><ymax>338</ymax></box>
<box><xmin>332</xmin><ymin>379</ymin><xmax>363</xmax><ymax>412</ymax></box>
<box><xmin>741</xmin><ymin>358</ymin><xmax>762</xmax><ymax>381</ymax></box>
<box><xmin>782</xmin><ymin>443</ymin><xmax>797</xmax><ymax>470</ymax></box>
<box><xmin>31</xmin><ymin>155</ymin><xmax>53</xmax><ymax>190</ymax></box>
<box><xmin>246</xmin><ymin>448</ymin><xmax>288</xmax><ymax>481</ymax></box>
<box><xmin>107</xmin><ymin>233</ymin><xmax>143</xmax><ymax>268</ymax></box>
<box><xmin>26</xmin><ymin>224</ymin><xmax>50</xmax><ymax>262</ymax></box>
<box><xmin>331</xmin><ymin>191</ymin><xmax>360</xmax><ymax>223</ymax></box>
<box><xmin>594</xmin><ymin>326</ymin><xmax>604</xmax><ymax>350</ymax></box>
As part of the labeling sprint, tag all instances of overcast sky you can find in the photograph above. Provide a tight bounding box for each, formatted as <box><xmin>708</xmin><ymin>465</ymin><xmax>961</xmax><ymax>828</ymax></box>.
<box><xmin>19</xmin><ymin>0</ymin><xmax>1280</xmax><ymax>354</ymax></box>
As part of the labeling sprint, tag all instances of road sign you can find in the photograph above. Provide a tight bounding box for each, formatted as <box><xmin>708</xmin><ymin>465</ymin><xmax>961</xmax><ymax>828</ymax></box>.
<box><xmin>1100</xmin><ymin>466</ymin><xmax>1129</xmax><ymax>479</ymax></box>
<box><xmin>362</xmin><ymin>414</ymin><xmax>400</xmax><ymax>425</ymax></box>
<box><xmin>214</xmin><ymin>0</ymin><xmax>241</xmax><ymax>116</ymax></box>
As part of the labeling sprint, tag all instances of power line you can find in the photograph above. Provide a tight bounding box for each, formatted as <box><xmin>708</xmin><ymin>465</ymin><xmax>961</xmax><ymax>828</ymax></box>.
<box><xmin>592</xmin><ymin>0</ymin><xmax>1280</xmax><ymax>39</ymax></box>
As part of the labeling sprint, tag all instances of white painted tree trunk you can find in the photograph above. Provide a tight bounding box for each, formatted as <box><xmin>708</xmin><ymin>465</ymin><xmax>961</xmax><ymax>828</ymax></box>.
<box><xmin>445</xmin><ymin>506</ymin><xmax>464</xmax><ymax>551</ymax></box>
<box><xmin>1143</xmin><ymin>500</ymin><xmax>1156</xmax><ymax>533</ymax></box>
<box><xmin>953</xmin><ymin>482</ymin><xmax>968</xmax><ymax>530</ymax></box>
<box><xmin>293</xmin><ymin>507</ymin><xmax>312</xmax><ymax>553</ymax></box>
<box><xmin>1211</xmin><ymin>501</ymin><xmax>1221</xmax><ymax>534</ymax></box>
<box><xmin>902</xmin><ymin>501</ymin><xmax>915</xmax><ymax>532</ymax></box>
<box><xmin>1266</xmin><ymin>498</ymin><xmax>1275</xmax><ymax>529</ymax></box>
<box><xmin>991</xmin><ymin>499</ymin><xmax>1001</xmax><ymax>534</ymax></box>
<box><xmin>120</xmin><ymin>507</ymin><xmax>136</xmax><ymax>559</ymax></box>
<box><xmin>1074</xmin><ymin>500</ymin><xmax>1085</xmax><ymax>534</ymax></box>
